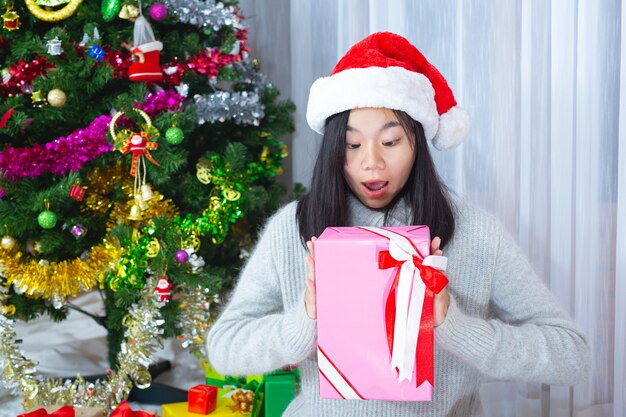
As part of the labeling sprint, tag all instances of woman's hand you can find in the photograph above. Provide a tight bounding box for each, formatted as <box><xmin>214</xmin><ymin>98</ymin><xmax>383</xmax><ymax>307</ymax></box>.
<box><xmin>304</xmin><ymin>236</ymin><xmax>317</xmax><ymax>319</ymax></box>
<box><xmin>431</xmin><ymin>236</ymin><xmax>450</xmax><ymax>327</ymax></box>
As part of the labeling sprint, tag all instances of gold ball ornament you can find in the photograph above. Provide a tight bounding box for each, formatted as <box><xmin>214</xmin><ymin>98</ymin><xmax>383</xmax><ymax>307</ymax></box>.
<box><xmin>47</xmin><ymin>89</ymin><xmax>66</xmax><ymax>107</ymax></box>
<box><xmin>25</xmin><ymin>0</ymin><xmax>82</xmax><ymax>21</ymax></box>
<box><xmin>1</xmin><ymin>235</ymin><xmax>16</xmax><ymax>250</ymax></box>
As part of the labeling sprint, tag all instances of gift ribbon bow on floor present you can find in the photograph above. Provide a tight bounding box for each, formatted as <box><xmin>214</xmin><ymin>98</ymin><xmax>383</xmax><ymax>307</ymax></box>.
<box><xmin>360</xmin><ymin>226</ymin><xmax>448</xmax><ymax>386</ymax></box>
<box><xmin>109</xmin><ymin>400</ymin><xmax>155</xmax><ymax>417</ymax></box>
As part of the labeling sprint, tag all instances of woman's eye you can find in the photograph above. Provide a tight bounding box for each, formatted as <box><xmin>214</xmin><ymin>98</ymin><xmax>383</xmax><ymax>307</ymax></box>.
<box><xmin>383</xmin><ymin>138</ymin><xmax>400</xmax><ymax>146</ymax></box>
<box><xmin>346</xmin><ymin>143</ymin><xmax>361</xmax><ymax>149</ymax></box>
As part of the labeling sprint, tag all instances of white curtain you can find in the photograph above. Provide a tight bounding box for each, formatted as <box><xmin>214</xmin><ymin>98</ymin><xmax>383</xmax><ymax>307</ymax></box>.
<box><xmin>244</xmin><ymin>0</ymin><xmax>625</xmax><ymax>416</ymax></box>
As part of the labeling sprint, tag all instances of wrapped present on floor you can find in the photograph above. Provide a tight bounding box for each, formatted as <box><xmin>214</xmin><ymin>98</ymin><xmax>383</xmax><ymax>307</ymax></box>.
<box><xmin>109</xmin><ymin>401</ymin><xmax>157</xmax><ymax>417</ymax></box>
<box><xmin>251</xmin><ymin>368</ymin><xmax>300</xmax><ymax>417</ymax></box>
<box><xmin>188</xmin><ymin>384</ymin><xmax>218</xmax><ymax>414</ymax></box>
<box><xmin>19</xmin><ymin>405</ymin><xmax>104</xmax><ymax>417</ymax></box>
<box><xmin>315</xmin><ymin>226</ymin><xmax>448</xmax><ymax>401</ymax></box>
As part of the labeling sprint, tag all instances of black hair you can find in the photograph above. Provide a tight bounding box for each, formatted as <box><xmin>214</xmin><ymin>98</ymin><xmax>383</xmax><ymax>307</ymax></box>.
<box><xmin>296</xmin><ymin>109</ymin><xmax>455</xmax><ymax>248</ymax></box>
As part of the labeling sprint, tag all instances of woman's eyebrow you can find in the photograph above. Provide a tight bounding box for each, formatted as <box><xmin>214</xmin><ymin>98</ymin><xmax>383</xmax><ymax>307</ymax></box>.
<box><xmin>346</xmin><ymin>121</ymin><xmax>401</xmax><ymax>133</ymax></box>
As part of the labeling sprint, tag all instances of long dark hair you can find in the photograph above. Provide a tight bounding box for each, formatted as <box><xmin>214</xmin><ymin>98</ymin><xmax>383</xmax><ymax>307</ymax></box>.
<box><xmin>296</xmin><ymin>109</ymin><xmax>455</xmax><ymax>248</ymax></box>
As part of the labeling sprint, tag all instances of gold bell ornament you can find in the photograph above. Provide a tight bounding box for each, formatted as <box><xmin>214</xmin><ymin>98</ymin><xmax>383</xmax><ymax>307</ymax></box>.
<box><xmin>127</xmin><ymin>203</ymin><xmax>143</xmax><ymax>221</ymax></box>
<box><xmin>134</xmin><ymin>194</ymin><xmax>149</xmax><ymax>211</ymax></box>
<box><xmin>140</xmin><ymin>183</ymin><xmax>155</xmax><ymax>201</ymax></box>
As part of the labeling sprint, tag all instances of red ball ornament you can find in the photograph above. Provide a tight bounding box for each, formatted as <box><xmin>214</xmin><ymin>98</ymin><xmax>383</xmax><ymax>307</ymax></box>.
<box><xmin>149</xmin><ymin>3</ymin><xmax>167</xmax><ymax>21</ymax></box>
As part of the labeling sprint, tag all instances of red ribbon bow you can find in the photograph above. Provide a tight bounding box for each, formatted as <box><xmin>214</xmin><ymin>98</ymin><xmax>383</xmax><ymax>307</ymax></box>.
<box><xmin>110</xmin><ymin>401</ymin><xmax>154</xmax><ymax>417</ymax></box>
<box><xmin>378</xmin><ymin>249</ymin><xmax>448</xmax><ymax>387</ymax></box>
<box><xmin>119</xmin><ymin>132</ymin><xmax>159</xmax><ymax>176</ymax></box>
<box><xmin>18</xmin><ymin>406</ymin><xmax>75</xmax><ymax>417</ymax></box>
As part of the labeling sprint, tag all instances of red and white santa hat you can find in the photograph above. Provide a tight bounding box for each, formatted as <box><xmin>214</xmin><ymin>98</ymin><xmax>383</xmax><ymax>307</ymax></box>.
<box><xmin>306</xmin><ymin>32</ymin><xmax>469</xmax><ymax>150</ymax></box>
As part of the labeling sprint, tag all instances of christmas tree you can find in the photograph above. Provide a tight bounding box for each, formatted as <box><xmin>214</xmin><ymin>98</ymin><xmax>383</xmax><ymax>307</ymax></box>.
<box><xmin>0</xmin><ymin>0</ymin><xmax>294</xmax><ymax>411</ymax></box>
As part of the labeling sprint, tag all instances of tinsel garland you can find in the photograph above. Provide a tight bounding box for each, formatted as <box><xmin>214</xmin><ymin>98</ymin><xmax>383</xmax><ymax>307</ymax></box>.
<box><xmin>176</xmin><ymin>284</ymin><xmax>217</xmax><ymax>360</ymax></box>
<box><xmin>0</xmin><ymin>91</ymin><xmax>184</xmax><ymax>181</ymax></box>
<box><xmin>162</xmin><ymin>0</ymin><xmax>243</xmax><ymax>31</ymax></box>
<box><xmin>194</xmin><ymin>90</ymin><xmax>264</xmax><ymax>126</ymax></box>
<box><xmin>0</xmin><ymin>57</ymin><xmax>53</xmax><ymax>98</ymax></box>
<box><xmin>0</xmin><ymin>239</ymin><xmax>122</xmax><ymax>300</ymax></box>
<box><xmin>0</xmin><ymin>276</ymin><xmax>165</xmax><ymax>412</ymax></box>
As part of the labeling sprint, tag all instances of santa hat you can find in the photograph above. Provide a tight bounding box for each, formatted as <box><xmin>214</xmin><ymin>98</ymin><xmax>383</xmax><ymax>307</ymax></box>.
<box><xmin>306</xmin><ymin>32</ymin><xmax>469</xmax><ymax>150</ymax></box>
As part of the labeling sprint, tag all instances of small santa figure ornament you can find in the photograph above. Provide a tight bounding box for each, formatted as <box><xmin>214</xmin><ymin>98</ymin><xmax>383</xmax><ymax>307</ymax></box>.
<box><xmin>155</xmin><ymin>276</ymin><xmax>172</xmax><ymax>302</ymax></box>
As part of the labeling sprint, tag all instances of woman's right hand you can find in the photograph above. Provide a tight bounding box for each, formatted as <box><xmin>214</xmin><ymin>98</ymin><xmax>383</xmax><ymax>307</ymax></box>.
<box><xmin>304</xmin><ymin>237</ymin><xmax>317</xmax><ymax>319</ymax></box>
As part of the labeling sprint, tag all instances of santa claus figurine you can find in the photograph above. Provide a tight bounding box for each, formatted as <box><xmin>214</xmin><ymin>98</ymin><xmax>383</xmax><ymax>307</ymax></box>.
<box><xmin>155</xmin><ymin>276</ymin><xmax>172</xmax><ymax>302</ymax></box>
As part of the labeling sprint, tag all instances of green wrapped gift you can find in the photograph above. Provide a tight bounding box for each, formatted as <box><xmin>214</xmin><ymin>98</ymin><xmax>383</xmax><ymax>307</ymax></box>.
<box><xmin>252</xmin><ymin>369</ymin><xmax>300</xmax><ymax>417</ymax></box>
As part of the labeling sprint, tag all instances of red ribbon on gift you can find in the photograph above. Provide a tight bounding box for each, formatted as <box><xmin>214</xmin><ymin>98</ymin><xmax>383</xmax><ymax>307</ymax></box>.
<box><xmin>361</xmin><ymin>226</ymin><xmax>448</xmax><ymax>388</ymax></box>
<box><xmin>17</xmin><ymin>406</ymin><xmax>75</xmax><ymax>417</ymax></box>
<box><xmin>118</xmin><ymin>132</ymin><xmax>159</xmax><ymax>176</ymax></box>
<box><xmin>109</xmin><ymin>401</ymin><xmax>154</xmax><ymax>417</ymax></box>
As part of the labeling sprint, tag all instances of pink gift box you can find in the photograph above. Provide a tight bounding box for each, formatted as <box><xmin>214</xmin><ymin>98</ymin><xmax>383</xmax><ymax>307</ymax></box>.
<box><xmin>315</xmin><ymin>225</ymin><xmax>445</xmax><ymax>401</ymax></box>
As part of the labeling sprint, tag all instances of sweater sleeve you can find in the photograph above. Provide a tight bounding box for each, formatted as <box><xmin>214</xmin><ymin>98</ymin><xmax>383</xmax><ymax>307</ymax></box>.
<box><xmin>206</xmin><ymin>208</ymin><xmax>317</xmax><ymax>375</ymax></box>
<box><xmin>435</xmin><ymin>220</ymin><xmax>591</xmax><ymax>385</ymax></box>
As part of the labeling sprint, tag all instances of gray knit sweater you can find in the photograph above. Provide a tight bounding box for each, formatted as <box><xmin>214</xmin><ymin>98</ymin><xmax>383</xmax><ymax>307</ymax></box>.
<box><xmin>206</xmin><ymin>198</ymin><xmax>590</xmax><ymax>417</ymax></box>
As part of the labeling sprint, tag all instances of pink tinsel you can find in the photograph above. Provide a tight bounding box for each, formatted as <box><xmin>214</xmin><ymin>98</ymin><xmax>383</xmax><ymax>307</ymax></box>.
<box><xmin>0</xmin><ymin>90</ymin><xmax>184</xmax><ymax>181</ymax></box>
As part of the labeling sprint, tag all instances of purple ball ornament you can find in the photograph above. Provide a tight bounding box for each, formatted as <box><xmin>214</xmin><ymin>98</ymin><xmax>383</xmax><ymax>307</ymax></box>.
<box><xmin>175</xmin><ymin>249</ymin><xmax>189</xmax><ymax>264</ymax></box>
<box><xmin>149</xmin><ymin>3</ymin><xmax>167</xmax><ymax>21</ymax></box>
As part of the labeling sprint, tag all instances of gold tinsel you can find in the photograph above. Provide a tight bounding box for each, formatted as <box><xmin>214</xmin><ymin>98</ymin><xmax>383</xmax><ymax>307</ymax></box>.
<box><xmin>0</xmin><ymin>240</ymin><xmax>122</xmax><ymax>299</ymax></box>
<box><xmin>81</xmin><ymin>163</ymin><xmax>133</xmax><ymax>217</ymax></box>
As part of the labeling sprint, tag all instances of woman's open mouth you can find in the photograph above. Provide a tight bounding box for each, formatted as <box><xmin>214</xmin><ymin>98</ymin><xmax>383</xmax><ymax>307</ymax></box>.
<box><xmin>361</xmin><ymin>181</ymin><xmax>389</xmax><ymax>198</ymax></box>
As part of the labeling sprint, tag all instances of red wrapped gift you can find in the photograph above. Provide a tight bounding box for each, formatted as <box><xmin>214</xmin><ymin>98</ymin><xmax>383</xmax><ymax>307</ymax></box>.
<box><xmin>188</xmin><ymin>384</ymin><xmax>218</xmax><ymax>414</ymax></box>
<box><xmin>109</xmin><ymin>401</ymin><xmax>156</xmax><ymax>417</ymax></box>
<box><xmin>68</xmin><ymin>184</ymin><xmax>86</xmax><ymax>201</ymax></box>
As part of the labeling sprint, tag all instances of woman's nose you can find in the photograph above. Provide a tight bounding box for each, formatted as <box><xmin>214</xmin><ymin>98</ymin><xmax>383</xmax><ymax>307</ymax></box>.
<box><xmin>362</xmin><ymin>145</ymin><xmax>385</xmax><ymax>170</ymax></box>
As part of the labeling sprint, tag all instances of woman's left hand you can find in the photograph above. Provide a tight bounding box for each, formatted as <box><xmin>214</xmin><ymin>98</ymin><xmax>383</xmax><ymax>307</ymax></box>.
<box><xmin>431</xmin><ymin>236</ymin><xmax>449</xmax><ymax>327</ymax></box>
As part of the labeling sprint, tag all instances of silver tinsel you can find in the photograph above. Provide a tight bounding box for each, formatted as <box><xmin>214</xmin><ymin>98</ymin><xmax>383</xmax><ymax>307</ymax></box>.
<box><xmin>175</xmin><ymin>285</ymin><xmax>214</xmax><ymax>360</ymax></box>
<box><xmin>194</xmin><ymin>90</ymin><xmax>264</xmax><ymax>126</ymax></box>
<box><xmin>0</xmin><ymin>276</ymin><xmax>166</xmax><ymax>413</ymax></box>
<box><xmin>163</xmin><ymin>0</ymin><xmax>243</xmax><ymax>32</ymax></box>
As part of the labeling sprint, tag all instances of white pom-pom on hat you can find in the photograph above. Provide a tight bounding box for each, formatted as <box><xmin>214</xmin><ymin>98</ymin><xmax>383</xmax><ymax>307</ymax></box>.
<box><xmin>306</xmin><ymin>32</ymin><xmax>469</xmax><ymax>150</ymax></box>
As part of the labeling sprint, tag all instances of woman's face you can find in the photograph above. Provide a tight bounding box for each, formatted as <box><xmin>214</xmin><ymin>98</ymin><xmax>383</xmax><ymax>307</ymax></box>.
<box><xmin>343</xmin><ymin>108</ymin><xmax>415</xmax><ymax>209</ymax></box>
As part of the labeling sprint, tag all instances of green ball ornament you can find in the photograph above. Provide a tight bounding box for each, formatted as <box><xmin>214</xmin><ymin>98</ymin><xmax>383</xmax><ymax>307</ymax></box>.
<box><xmin>165</xmin><ymin>127</ymin><xmax>184</xmax><ymax>145</ymax></box>
<box><xmin>38</xmin><ymin>210</ymin><xmax>58</xmax><ymax>229</ymax></box>
<box><xmin>101</xmin><ymin>0</ymin><xmax>122</xmax><ymax>22</ymax></box>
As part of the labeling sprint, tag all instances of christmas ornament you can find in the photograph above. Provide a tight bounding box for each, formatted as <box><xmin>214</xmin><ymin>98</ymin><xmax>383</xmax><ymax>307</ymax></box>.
<box><xmin>38</xmin><ymin>210</ymin><xmax>57</xmax><ymax>229</ymax></box>
<box><xmin>0</xmin><ymin>185</ymin><xmax>4</xmax><ymax>199</ymax></box>
<box><xmin>1</xmin><ymin>235</ymin><xmax>16</xmax><ymax>250</ymax></box>
<box><xmin>46</xmin><ymin>88</ymin><xmax>66</xmax><ymax>107</ymax></box>
<box><xmin>127</xmin><ymin>203</ymin><xmax>143</xmax><ymax>221</ymax></box>
<box><xmin>31</xmin><ymin>90</ymin><xmax>47</xmax><ymax>107</ymax></box>
<box><xmin>175</xmin><ymin>249</ymin><xmax>189</xmax><ymax>264</ymax></box>
<box><xmin>165</xmin><ymin>126</ymin><xmax>183</xmax><ymax>145</ymax></box>
<box><xmin>69</xmin><ymin>183</ymin><xmax>86</xmax><ymax>201</ymax></box>
<box><xmin>70</xmin><ymin>224</ymin><xmax>87</xmax><ymax>239</ymax></box>
<box><xmin>101</xmin><ymin>0</ymin><xmax>121</xmax><ymax>22</ymax></box>
<box><xmin>140</xmin><ymin>183</ymin><xmax>156</xmax><ymax>201</ymax></box>
<box><xmin>24</xmin><ymin>0</ymin><xmax>83</xmax><ymax>22</ymax></box>
<box><xmin>118</xmin><ymin>4</ymin><xmax>139</xmax><ymax>20</ymax></box>
<box><xmin>46</xmin><ymin>37</ymin><xmax>63</xmax><ymax>55</ymax></box>
<box><xmin>0</xmin><ymin>108</ymin><xmax>13</xmax><ymax>128</ymax></box>
<box><xmin>149</xmin><ymin>3</ymin><xmax>167</xmax><ymax>21</ymax></box>
<box><xmin>88</xmin><ymin>44</ymin><xmax>106</xmax><ymax>61</ymax></box>
<box><xmin>79</xmin><ymin>27</ymin><xmax>99</xmax><ymax>47</ymax></box>
<box><xmin>1</xmin><ymin>68</ymin><xmax>11</xmax><ymax>84</ymax></box>
<box><xmin>1</xmin><ymin>3</ymin><xmax>20</xmax><ymax>31</ymax></box>
<box><xmin>129</xmin><ymin>16</ymin><xmax>163</xmax><ymax>82</ymax></box>
<box><xmin>154</xmin><ymin>276</ymin><xmax>172</xmax><ymax>301</ymax></box>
